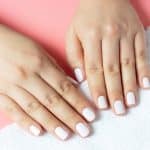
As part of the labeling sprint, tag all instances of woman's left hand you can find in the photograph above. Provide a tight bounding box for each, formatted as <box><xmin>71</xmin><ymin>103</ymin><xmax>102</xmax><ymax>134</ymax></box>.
<box><xmin>66</xmin><ymin>0</ymin><xmax>149</xmax><ymax>115</ymax></box>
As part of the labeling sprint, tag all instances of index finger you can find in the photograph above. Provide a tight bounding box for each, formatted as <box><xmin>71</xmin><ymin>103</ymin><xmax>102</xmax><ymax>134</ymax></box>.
<box><xmin>39</xmin><ymin>59</ymin><xmax>96</xmax><ymax>122</ymax></box>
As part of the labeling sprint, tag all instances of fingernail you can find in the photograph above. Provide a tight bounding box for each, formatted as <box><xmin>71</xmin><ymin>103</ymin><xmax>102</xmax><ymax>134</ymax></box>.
<box><xmin>29</xmin><ymin>125</ymin><xmax>41</xmax><ymax>136</ymax></box>
<box><xmin>82</xmin><ymin>108</ymin><xmax>96</xmax><ymax>122</ymax></box>
<box><xmin>76</xmin><ymin>123</ymin><xmax>90</xmax><ymax>137</ymax></box>
<box><xmin>55</xmin><ymin>127</ymin><xmax>69</xmax><ymax>140</ymax></box>
<box><xmin>126</xmin><ymin>92</ymin><xmax>136</xmax><ymax>106</ymax></box>
<box><xmin>97</xmin><ymin>96</ymin><xmax>108</xmax><ymax>109</ymax></box>
<box><xmin>74</xmin><ymin>68</ymin><xmax>84</xmax><ymax>82</ymax></box>
<box><xmin>114</xmin><ymin>100</ymin><xmax>125</xmax><ymax>115</ymax></box>
<box><xmin>143</xmin><ymin>77</ymin><xmax>150</xmax><ymax>88</ymax></box>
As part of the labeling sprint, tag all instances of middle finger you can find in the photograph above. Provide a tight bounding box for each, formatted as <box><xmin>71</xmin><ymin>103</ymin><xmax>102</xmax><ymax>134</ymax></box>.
<box><xmin>102</xmin><ymin>37</ymin><xmax>126</xmax><ymax>115</ymax></box>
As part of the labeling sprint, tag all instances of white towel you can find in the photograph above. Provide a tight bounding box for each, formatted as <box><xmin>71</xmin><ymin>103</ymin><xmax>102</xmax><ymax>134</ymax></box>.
<box><xmin>0</xmin><ymin>28</ymin><xmax>150</xmax><ymax>150</ymax></box>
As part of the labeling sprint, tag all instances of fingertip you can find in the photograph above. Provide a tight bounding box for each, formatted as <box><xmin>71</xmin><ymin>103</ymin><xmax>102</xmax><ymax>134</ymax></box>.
<box><xmin>141</xmin><ymin>77</ymin><xmax>150</xmax><ymax>89</ymax></box>
<box><xmin>54</xmin><ymin>126</ymin><xmax>71</xmax><ymax>141</ymax></box>
<box><xmin>82</xmin><ymin>107</ymin><xmax>96</xmax><ymax>122</ymax></box>
<box><xmin>75</xmin><ymin>122</ymin><xmax>91</xmax><ymax>138</ymax></box>
<box><xmin>125</xmin><ymin>91</ymin><xmax>137</xmax><ymax>107</ymax></box>
<box><xmin>113</xmin><ymin>100</ymin><xmax>126</xmax><ymax>116</ymax></box>
<box><xmin>97</xmin><ymin>96</ymin><xmax>109</xmax><ymax>110</ymax></box>
<box><xmin>29</xmin><ymin>125</ymin><xmax>43</xmax><ymax>136</ymax></box>
<box><xmin>74</xmin><ymin>67</ymin><xmax>85</xmax><ymax>83</ymax></box>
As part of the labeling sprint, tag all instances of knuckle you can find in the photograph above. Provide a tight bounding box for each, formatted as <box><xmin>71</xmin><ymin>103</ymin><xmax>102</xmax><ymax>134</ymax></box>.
<box><xmin>87</xmin><ymin>64</ymin><xmax>103</xmax><ymax>74</ymax></box>
<box><xmin>31</xmin><ymin>54</ymin><xmax>44</xmax><ymax>70</ymax></box>
<box><xmin>104</xmin><ymin>64</ymin><xmax>120</xmax><ymax>75</ymax></box>
<box><xmin>105</xmin><ymin>23</ymin><xmax>120</xmax><ymax>36</ymax></box>
<box><xmin>13</xmin><ymin>65</ymin><xmax>28</xmax><ymax>82</ymax></box>
<box><xmin>59</xmin><ymin>79</ymin><xmax>74</xmax><ymax>94</ymax></box>
<box><xmin>137</xmin><ymin>49</ymin><xmax>146</xmax><ymax>61</ymax></box>
<box><xmin>45</xmin><ymin>93</ymin><xmax>61</xmax><ymax>107</ymax></box>
<box><xmin>121</xmin><ymin>22</ymin><xmax>129</xmax><ymax>31</ymax></box>
<box><xmin>121</xmin><ymin>58</ymin><xmax>135</xmax><ymax>67</ymax></box>
<box><xmin>25</xmin><ymin>101</ymin><xmax>41</xmax><ymax>114</ymax></box>
<box><xmin>86</xmin><ymin>28</ymin><xmax>99</xmax><ymax>40</ymax></box>
<box><xmin>5</xmin><ymin>105</ymin><xmax>16</xmax><ymax>114</ymax></box>
<box><xmin>50</xmin><ymin>94</ymin><xmax>62</xmax><ymax>105</ymax></box>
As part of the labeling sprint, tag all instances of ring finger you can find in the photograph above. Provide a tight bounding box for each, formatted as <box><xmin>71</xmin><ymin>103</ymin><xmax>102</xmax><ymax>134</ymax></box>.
<box><xmin>82</xmin><ymin>36</ymin><xmax>108</xmax><ymax>109</ymax></box>
<box><xmin>120</xmin><ymin>36</ymin><xmax>137</xmax><ymax>107</ymax></box>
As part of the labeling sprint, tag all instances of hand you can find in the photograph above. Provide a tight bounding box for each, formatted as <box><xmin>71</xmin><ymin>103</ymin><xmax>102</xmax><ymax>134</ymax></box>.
<box><xmin>0</xmin><ymin>25</ymin><xmax>96</xmax><ymax>140</ymax></box>
<box><xmin>66</xmin><ymin>0</ymin><xmax>149</xmax><ymax>115</ymax></box>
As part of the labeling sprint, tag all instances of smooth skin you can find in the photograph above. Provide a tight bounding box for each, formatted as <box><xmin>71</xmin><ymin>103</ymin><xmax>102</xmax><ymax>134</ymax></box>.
<box><xmin>66</xmin><ymin>0</ymin><xmax>150</xmax><ymax>115</ymax></box>
<box><xmin>0</xmin><ymin>25</ymin><xmax>96</xmax><ymax>140</ymax></box>
<box><xmin>0</xmin><ymin>0</ymin><xmax>149</xmax><ymax>142</ymax></box>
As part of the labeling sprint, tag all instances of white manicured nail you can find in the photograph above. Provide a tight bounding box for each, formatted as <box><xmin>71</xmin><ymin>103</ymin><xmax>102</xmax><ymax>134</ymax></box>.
<box><xmin>74</xmin><ymin>68</ymin><xmax>84</xmax><ymax>82</ymax></box>
<box><xmin>114</xmin><ymin>100</ymin><xmax>125</xmax><ymax>115</ymax></box>
<box><xmin>82</xmin><ymin>108</ymin><xmax>96</xmax><ymax>122</ymax></box>
<box><xmin>143</xmin><ymin>77</ymin><xmax>150</xmax><ymax>88</ymax></box>
<box><xmin>97</xmin><ymin>96</ymin><xmax>108</xmax><ymax>109</ymax></box>
<box><xmin>55</xmin><ymin>127</ymin><xmax>69</xmax><ymax>140</ymax></box>
<box><xmin>126</xmin><ymin>92</ymin><xmax>136</xmax><ymax>106</ymax></box>
<box><xmin>29</xmin><ymin>125</ymin><xmax>41</xmax><ymax>136</ymax></box>
<box><xmin>76</xmin><ymin>123</ymin><xmax>90</xmax><ymax>137</ymax></box>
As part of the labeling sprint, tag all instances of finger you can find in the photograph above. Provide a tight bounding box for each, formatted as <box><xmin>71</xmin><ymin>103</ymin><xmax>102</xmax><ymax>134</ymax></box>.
<box><xmin>47</xmin><ymin>55</ymin><xmax>78</xmax><ymax>86</ymax></box>
<box><xmin>135</xmin><ymin>31</ymin><xmax>150</xmax><ymax>89</ymax></box>
<box><xmin>66</xmin><ymin>27</ymin><xmax>85</xmax><ymax>82</ymax></box>
<box><xmin>39</xmin><ymin>61</ymin><xmax>96</xmax><ymax>122</ymax></box>
<box><xmin>120</xmin><ymin>36</ymin><xmax>137</xmax><ymax>107</ymax></box>
<box><xmin>102</xmin><ymin>37</ymin><xmax>126</xmax><ymax>115</ymax></box>
<box><xmin>22</xmin><ymin>74</ymin><xmax>91</xmax><ymax>138</ymax></box>
<box><xmin>82</xmin><ymin>36</ymin><xmax>108</xmax><ymax>109</ymax></box>
<box><xmin>0</xmin><ymin>94</ymin><xmax>43</xmax><ymax>136</ymax></box>
<box><xmin>47</xmin><ymin>54</ymin><xmax>66</xmax><ymax>74</ymax></box>
<box><xmin>6</xmin><ymin>85</ymin><xmax>71</xmax><ymax>141</ymax></box>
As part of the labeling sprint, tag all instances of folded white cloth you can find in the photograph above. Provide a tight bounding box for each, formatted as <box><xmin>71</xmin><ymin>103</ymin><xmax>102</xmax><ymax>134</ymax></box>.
<box><xmin>0</xmin><ymin>28</ymin><xmax>150</xmax><ymax>150</ymax></box>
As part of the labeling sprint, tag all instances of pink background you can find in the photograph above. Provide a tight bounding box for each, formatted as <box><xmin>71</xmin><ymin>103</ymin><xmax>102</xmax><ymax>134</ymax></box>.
<box><xmin>0</xmin><ymin>0</ymin><xmax>149</xmax><ymax>129</ymax></box>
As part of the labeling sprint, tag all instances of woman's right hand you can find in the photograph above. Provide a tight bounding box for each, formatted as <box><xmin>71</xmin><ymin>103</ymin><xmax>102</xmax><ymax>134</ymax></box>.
<box><xmin>0</xmin><ymin>25</ymin><xmax>96</xmax><ymax>140</ymax></box>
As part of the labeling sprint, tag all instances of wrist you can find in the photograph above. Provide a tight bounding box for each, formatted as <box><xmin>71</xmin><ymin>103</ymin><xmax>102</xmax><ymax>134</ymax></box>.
<box><xmin>79</xmin><ymin>0</ymin><xmax>130</xmax><ymax>8</ymax></box>
<box><xmin>80</xmin><ymin>0</ymin><xmax>129</xmax><ymax>4</ymax></box>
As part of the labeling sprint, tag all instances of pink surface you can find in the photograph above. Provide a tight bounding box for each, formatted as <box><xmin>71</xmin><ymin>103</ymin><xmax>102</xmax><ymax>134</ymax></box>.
<box><xmin>0</xmin><ymin>0</ymin><xmax>149</xmax><ymax>129</ymax></box>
